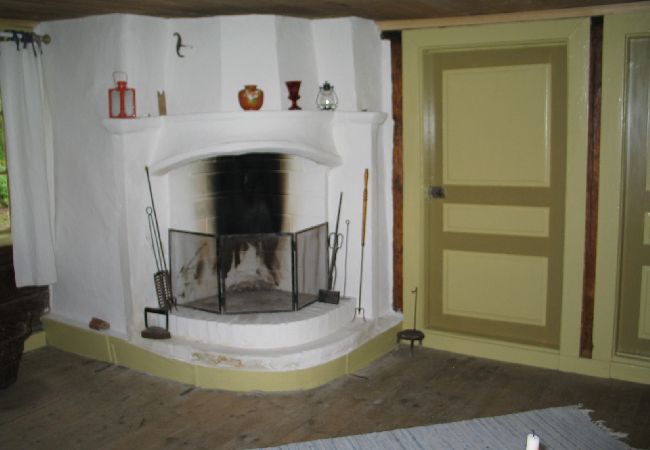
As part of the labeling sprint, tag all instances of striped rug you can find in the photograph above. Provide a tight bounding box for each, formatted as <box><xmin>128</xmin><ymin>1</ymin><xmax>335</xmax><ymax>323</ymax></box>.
<box><xmin>257</xmin><ymin>406</ymin><xmax>631</xmax><ymax>449</ymax></box>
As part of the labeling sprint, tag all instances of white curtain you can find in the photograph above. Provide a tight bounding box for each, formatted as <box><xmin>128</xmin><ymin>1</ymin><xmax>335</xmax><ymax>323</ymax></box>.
<box><xmin>0</xmin><ymin>41</ymin><xmax>56</xmax><ymax>286</ymax></box>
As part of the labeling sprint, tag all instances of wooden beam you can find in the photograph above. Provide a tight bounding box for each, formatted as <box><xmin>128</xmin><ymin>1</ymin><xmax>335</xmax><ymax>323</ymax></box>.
<box><xmin>0</xmin><ymin>18</ymin><xmax>36</xmax><ymax>30</ymax></box>
<box><xmin>381</xmin><ymin>30</ymin><xmax>404</xmax><ymax>312</ymax></box>
<box><xmin>580</xmin><ymin>16</ymin><xmax>603</xmax><ymax>359</ymax></box>
<box><xmin>377</xmin><ymin>1</ymin><xmax>650</xmax><ymax>30</ymax></box>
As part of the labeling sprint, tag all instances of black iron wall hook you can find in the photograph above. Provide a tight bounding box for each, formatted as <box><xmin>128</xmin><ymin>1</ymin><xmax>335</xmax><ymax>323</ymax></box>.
<box><xmin>173</xmin><ymin>32</ymin><xmax>192</xmax><ymax>58</ymax></box>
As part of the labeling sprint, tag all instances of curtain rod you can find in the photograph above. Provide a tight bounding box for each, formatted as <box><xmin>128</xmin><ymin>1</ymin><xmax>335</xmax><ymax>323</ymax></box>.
<box><xmin>0</xmin><ymin>30</ymin><xmax>51</xmax><ymax>45</ymax></box>
<box><xmin>0</xmin><ymin>30</ymin><xmax>50</xmax><ymax>55</ymax></box>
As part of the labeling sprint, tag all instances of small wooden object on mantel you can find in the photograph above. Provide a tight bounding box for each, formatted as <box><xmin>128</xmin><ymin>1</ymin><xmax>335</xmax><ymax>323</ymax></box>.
<box><xmin>397</xmin><ymin>287</ymin><xmax>425</xmax><ymax>355</ymax></box>
<box><xmin>157</xmin><ymin>91</ymin><xmax>167</xmax><ymax>116</ymax></box>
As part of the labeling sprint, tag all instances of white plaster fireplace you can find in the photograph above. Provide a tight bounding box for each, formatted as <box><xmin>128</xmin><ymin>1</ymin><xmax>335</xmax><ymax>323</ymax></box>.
<box><xmin>39</xmin><ymin>13</ymin><xmax>401</xmax><ymax>381</ymax></box>
<box><xmin>101</xmin><ymin>108</ymin><xmax>400</xmax><ymax>371</ymax></box>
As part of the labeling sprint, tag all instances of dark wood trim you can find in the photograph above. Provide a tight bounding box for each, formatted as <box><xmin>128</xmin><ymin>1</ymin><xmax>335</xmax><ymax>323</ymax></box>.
<box><xmin>580</xmin><ymin>16</ymin><xmax>603</xmax><ymax>359</ymax></box>
<box><xmin>0</xmin><ymin>245</ymin><xmax>49</xmax><ymax>329</ymax></box>
<box><xmin>381</xmin><ymin>30</ymin><xmax>404</xmax><ymax>312</ymax></box>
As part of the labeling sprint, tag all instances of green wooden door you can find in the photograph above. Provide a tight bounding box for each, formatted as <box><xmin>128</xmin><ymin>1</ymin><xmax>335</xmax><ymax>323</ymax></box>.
<box><xmin>404</xmin><ymin>19</ymin><xmax>590</xmax><ymax>350</ymax></box>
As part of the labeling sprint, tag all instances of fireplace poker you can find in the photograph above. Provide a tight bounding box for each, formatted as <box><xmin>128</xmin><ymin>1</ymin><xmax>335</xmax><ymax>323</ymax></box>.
<box><xmin>145</xmin><ymin>167</ymin><xmax>166</xmax><ymax>270</ymax></box>
<box><xmin>147</xmin><ymin>207</ymin><xmax>163</xmax><ymax>272</ymax></box>
<box><xmin>318</xmin><ymin>192</ymin><xmax>343</xmax><ymax>304</ymax></box>
<box><xmin>145</xmin><ymin>166</ymin><xmax>175</xmax><ymax>311</ymax></box>
<box><xmin>354</xmin><ymin>169</ymin><xmax>369</xmax><ymax>321</ymax></box>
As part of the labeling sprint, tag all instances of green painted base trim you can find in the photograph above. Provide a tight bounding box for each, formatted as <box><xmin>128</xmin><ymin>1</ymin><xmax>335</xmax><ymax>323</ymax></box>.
<box><xmin>349</xmin><ymin>322</ymin><xmax>400</xmax><ymax>373</ymax></box>
<box><xmin>24</xmin><ymin>330</ymin><xmax>46</xmax><ymax>352</ymax></box>
<box><xmin>42</xmin><ymin>317</ymin><xmax>401</xmax><ymax>392</ymax></box>
<box><xmin>43</xmin><ymin>318</ymin><xmax>112</xmax><ymax>363</ymax></box>
<box><xmin>420</xmin><ymin>327</ymin><xmax>650</xmax><ymax>384</ymax></box>
<box><xmin>420</xmin><ymin>328</ymin><xmax>560</xmax><ymax>370</ymax></box>
<box><xmin>610</xmin><ymin>356</ymin><xmax>650</xmax><ymax>385</ymax></box>
<box><xmin>558</xmin><ymin>355</ymin><xmax>611</xmax><ymax>379</ymax></box>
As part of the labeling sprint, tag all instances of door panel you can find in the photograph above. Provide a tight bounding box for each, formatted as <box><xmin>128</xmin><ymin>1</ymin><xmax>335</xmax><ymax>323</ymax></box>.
<box><xmin>617</xmin><ymin>34</ymin><xmax>650</xmax><ymax>358</ymax></box>
<box><xmin>442</xmin><ymin>204</ymin><xmax>550</xmax><ymax>237</ymax></box>
<box><xmin>442</xmin><ymin>250</ymin><xmax>549</xmax><ymax>326</ymax></box>
<box><xmin>424</xmin><ymin>43</ymin><xmax>567</xmax><ymax>348</ymax></box>
<box><xmin>442</xmin><ymin>63</ymin><xmax>552</xmax><ymax>187</ymax></box>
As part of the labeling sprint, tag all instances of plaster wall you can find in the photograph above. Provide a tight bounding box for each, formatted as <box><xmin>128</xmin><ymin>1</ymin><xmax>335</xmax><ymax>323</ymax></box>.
<box><xmin>219</xmin><ymin>16</ymin><xmax>281</xmax><ymax>111</ymax></box>
<box><xmin>164</xmin><ymin>17</ymin><xmax>221</xmax><ymax>115</ymax></box>
<box><xmin>377</xmin><ymin>40</ymin><xmax>395</xmax><ymax>318</ymax></box>
<box><xmin>37</xmin><ymin>15</ymin><xmax>132</xmax><ymax>334</ymax></box>
<box><xmin>122</xmin><ymin>15</ymin><xmax>168</xmax><ymax>118</ymax></box>
<box><xmin>311</xmin><ymin>19</ymin><xmax>357</xmax><ymax>111</ymax></box>
<box><xmin>275</xmin><ymin>17</ymin><xmax>319</xmax><ymax>111</ymax></box>
<box><xmin>36</xmin><ymin>13</ymin><xmax>394</xmax><ymax>343</ymax></box>
<box><xmin>351</xmin><ymin>18</ymin><xmax>384</xmax><ymax>113</ymax></box>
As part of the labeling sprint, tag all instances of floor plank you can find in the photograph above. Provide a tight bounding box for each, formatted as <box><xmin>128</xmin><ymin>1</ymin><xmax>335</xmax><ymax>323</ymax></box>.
<box><xmin>1</xmin><ymin>346</ymin><xmax>649</xmax><ymax>449</ymax></box>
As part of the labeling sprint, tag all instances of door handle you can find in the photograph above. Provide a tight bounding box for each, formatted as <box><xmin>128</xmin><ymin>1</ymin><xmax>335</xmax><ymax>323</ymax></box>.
<box><xmin>427</xmin><ymin>186</ymin><xmax>446</xmax><ymax>199</ymax></box>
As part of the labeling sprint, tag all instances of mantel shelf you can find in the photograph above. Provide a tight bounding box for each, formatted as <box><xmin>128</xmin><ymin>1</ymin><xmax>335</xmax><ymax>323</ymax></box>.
<box><xmin>102</xmin><ymin>110</ymin><xmax>387</xmax><ymax>173</ymax></box>
<box><xmin>102</xmin><ymin>110</ymin><xmax>386</xmax><ymax>136</ymax></box>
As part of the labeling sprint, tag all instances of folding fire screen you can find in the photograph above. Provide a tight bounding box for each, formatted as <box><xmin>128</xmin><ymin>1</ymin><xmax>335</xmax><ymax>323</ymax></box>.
<box><xmin>169</xmin><ymin>230</ymin><xmax>220</xmax><ymax>313</ymax></box>
<box><xmin>170</xmin><ymin>223</ymin><xmax>328</xmax><ymax>314</ymax></box>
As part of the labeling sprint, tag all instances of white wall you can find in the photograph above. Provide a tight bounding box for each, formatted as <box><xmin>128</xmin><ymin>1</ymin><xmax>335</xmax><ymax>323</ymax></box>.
<box><xmin>312</xmin><ymin>19</ymin><xmax>357</xmax><ymax>111</ymax></box>
<box><xmin>220</xmin><ymin>16</ymin><xmax>281</xmax><ymax>111</ymax></box>
<box><xmin>36</xmin><ymin>13</ymin><xmax>394</xmax><ymax>339</ymax></box>
<box><xmin>38</xmin><ymin>15</ymin><xmax>133</xmax><ymax>334</ymax></box>
<box><xmin>165</xmin><ymin>17</ymin><xmax>221</xmax><ymax>115</ymax></box>
<box><xmin>275</xmin><ymin>16</ymin><xmax>319</xmax><ymax>111</ymax></box>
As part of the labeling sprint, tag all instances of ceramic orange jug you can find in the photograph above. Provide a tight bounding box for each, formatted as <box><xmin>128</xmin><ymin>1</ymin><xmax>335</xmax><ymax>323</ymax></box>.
<box><xmin>238</xmin><ymin>84</ymin><xmax>264</xmax><ymax>110</ymax></box>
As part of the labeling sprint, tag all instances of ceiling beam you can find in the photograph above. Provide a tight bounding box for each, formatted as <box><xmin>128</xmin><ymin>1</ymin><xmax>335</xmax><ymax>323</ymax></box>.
<box><xmin>378</xmin><ymin>1</ymin><xmax>650</xmax><ymax>30</ymax></box>
<box><xmin>0</xmin><ymin>18</ymin><xmax>37</xmax><ymax>30</ymax></box>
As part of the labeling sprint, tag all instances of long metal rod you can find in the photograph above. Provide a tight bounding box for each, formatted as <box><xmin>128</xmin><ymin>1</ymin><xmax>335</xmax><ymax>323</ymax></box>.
<box><xmin>147</xmin><ymin>208</ymin><xmax>162</xmax><ymax>272</ymax></box>
<box><xmin>356</xmin><ymin>250</ymin><xmax>365</xmax><ymax>316</ymax></box>
<box><xmin>328</xmin><ymin>192</ymin><xmax>343</xmax><ymax>290</ymax></box>
<box><xmin>355</xmin><ymin>169</ymin><xmax>369</xmax><ymax>320</ymax></box>
<box><xmin>343</xmin><ymin>219</ymin><xmax>350</xmax><ymax>297</ymax></box>
<box><xmin>145</xmin><ymin>166</ymin><xmax>167</xmax><ymax>271</ymax></box>
<box><xmin>412</xmin><ymin>287</ymin><xmax>418</xmax><ymax>329</ymax></box>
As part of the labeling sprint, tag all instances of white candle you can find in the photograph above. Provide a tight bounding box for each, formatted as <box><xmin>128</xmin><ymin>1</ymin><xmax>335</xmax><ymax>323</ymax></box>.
<box><xmin>526</xmin><ymin>433</ymin><xmax>540</xmax><ymax>450</ymax></box>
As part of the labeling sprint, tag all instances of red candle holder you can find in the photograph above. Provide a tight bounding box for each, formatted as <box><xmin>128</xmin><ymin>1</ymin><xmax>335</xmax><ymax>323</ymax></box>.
<box><xmin>286</xmin><ymin>80</ymin><xmax>301</xmax><ymax>110</ymax></box>
<box><xmin>108</xmin><ymin>71</ymin><xmax>136</xmax><ymax>119</ymax></box>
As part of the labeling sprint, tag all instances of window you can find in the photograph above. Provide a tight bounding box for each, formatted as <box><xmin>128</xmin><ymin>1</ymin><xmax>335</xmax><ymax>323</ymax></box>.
<box><xmin>0</xmin><ymin>92</ymin><xmax>11</xmax><ymax>246</ymax></box>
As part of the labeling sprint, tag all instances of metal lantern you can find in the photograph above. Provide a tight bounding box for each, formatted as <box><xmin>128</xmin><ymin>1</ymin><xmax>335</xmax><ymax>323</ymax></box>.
<box><xmin>316</xmin><ymin>81</ymin><xmax>338</xmax><ymax>110</ymax></box>
<box><xmin>108</xmin><ymin>71</ymin><xmax>136</xmax><ymax>119</ymax></box>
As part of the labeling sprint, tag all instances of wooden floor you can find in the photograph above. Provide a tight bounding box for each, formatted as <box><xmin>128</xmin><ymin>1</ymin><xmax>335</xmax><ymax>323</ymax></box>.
<box><xmin>1</xmin><ymin>346</ymin><xmax>649</xmax><ymax>450</ymax></box>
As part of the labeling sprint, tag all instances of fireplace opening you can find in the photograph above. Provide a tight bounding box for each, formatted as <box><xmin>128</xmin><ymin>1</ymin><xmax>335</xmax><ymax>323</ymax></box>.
<box><xmin>210</xmin><ymin>153</ymin><xmax>286</xmax><ymax>235</ymax></box>
<box><xmin>168</xmin><ymin>153</ymin><xmax>329</xmax><ymax>314</ymax></box>
<box><xmin>211</xmin><ymin>153</ymin><xmax>287</xmax><ymax>283</ymax></box>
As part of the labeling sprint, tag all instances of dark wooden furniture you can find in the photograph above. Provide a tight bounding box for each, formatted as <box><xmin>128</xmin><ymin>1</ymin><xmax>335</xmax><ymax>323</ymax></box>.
<box><xmin>0</xmin><ymin>246</ymin><xmax>49</xmax><ymax>330</ymax></box>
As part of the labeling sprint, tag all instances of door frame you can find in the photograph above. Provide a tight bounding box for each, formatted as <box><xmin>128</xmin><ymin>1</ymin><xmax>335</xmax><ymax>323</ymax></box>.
<box><xmin>403</xmin><ymin>18</ymin><xmax>592</xmax><ymax>370</ymax></box>
<box><xmin>594</xmin><ymin>12</ymin><xmax>650</xmax><ymax>378</ymax></box>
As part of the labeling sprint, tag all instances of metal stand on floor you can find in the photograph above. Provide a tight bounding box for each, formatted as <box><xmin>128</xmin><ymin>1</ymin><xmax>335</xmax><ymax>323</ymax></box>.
<box><xmin>397</xmin><ymin>287</ymin><xmax>425</xmax><ymax>355</ymax></box>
